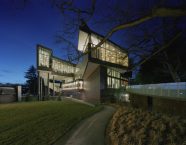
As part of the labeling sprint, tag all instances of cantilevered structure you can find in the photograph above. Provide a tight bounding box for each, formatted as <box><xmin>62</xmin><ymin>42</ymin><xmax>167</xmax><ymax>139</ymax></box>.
<box><xmin>37</xmin><ymin>25</ymin><xmax>129</xmax><ymax>103</ymax></box>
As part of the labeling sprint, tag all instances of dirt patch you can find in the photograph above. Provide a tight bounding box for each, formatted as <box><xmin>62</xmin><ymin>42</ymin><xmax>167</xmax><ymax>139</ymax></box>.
<box><xmin>108</xmin><ymin>106</ymin><xmax>186</xmax><ymax>145</ymax></box>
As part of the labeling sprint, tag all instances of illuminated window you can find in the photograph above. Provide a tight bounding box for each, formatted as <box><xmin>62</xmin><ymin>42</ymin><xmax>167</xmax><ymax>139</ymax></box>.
<box><xmin>107</xmin><ymin>68</ymin><xmax>120</xmax><ymax>88</ymax></box>
<box><xmin>91</xmin><ymin>41</ymin><xmax>128</xmax><ymax>67</ymax></box>
<box><xmin>107</xmin><ymin>68</ymin><xmax>120</xmax><ymax>78</ymax></box>
<box><xmin>107</xmin><ymin>68</ymin><xmax>127</xmax><ymax>89</ymax></box>
<box><xmin>77</xmin><ymin>30</ymin><xmax>128</xmax><ymax>67</ymax></box>
<box><xmin>63</xmin><ymin>79</ymin><xmax>84</xmax><ymax>90</ymax></box>
<box><xmin>38</xmin><ymin>48</ymin><xmax>50</xmax><ymax>67</ymax></box>
<box><xmin>107</xmin><ymin>77</ymin><xmax>112</xmax><ymax>88</ymax></box>
<box><xmin>52</xmin><ymin>58</ymin><xmax>75</xmax><ymax>74</ymax></box>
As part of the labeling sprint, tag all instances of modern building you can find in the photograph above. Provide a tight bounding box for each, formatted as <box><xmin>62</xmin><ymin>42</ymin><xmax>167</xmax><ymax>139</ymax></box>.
<box><xmin>37</xmin><ymin>25</ymin><xmax>129</xmax><ymax>104</ymax></box>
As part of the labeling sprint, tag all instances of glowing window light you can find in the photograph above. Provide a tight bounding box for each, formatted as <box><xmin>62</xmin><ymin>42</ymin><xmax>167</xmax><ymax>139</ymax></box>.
<box><xmin>38</xmin><ymin>48</ymin><xmax>50</xmax><ymax>67</ymax></box>
<box><xmin>63</xmin><ymin>80</ymin><xmax>84</xmax><ymax>90</ymax></box>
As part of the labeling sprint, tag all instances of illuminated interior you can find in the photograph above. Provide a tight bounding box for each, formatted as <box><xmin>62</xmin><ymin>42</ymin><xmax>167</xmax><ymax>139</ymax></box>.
<box><xmin>38</xmin><ymin>46</ymin><xmax>75</xmax><ymax>74</ymax></box>
<box><xmin>62</xmin><ymin>79</ymin><xmax>84</xmax><ymax>90</ymax></box>
<box><xmin>91</xmin><ymin>34</ymin><xmax>128</xmax><ymax>67</ymax></box>
<box><xmin>38</xmin><ymin>47</ymin><xmax>51</xmax><ymax>67</ymax></box>
<box><xmin>107</xmin><ymin>68</ymin><xmax>128</xmax><ymax>88</ymax></box>
<box><xmin>52</xmin><ymin>58</ymin><xmax>75</xmax><ymax>74</ymax></box>
<box><xmin>77</xmin><ymin>30</ymin><xmax>128</xmax><ymax>67</ymax></box>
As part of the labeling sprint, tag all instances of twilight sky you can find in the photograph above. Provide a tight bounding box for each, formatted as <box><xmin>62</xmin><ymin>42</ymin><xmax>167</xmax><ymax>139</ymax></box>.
<box><xmin>0</xmin><ymin>0</ymin><xmax>185</xmax><ymax>84</ymax></box>
<box><xmin>0</xmin><ymin>0</ymin><xmax>129</xmax><ymax>84</ymax></box>
<box><xmin>0</xmin><ymin>1</ymin><xmax>68</xmax><ymax>83</ymax></box>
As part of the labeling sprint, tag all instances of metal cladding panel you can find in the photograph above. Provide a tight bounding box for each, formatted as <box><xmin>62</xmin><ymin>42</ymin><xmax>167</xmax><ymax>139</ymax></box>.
<box><xmin>84</xmin><ymin>66</ymin><xmax>101</xmax><ymax>104</ymax></box>
<box><xmin>75</xmin><ymin>54</ymin><xmax>88</xmax><ymax>79</ymax></box>
<box><xmin>78</xmin><ymin>30</ymin><xmax>89</xmax><ymax>52</ymax></box>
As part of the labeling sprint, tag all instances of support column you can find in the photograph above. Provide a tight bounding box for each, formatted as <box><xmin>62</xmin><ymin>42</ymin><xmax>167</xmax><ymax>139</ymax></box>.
<box><xmin>38</xmin><ymin>71</ymin><xmax>40</xmax><ymax>101</ymax></box>
<box><xmin>53</xmin><ymin>75</ymin><xmax>55</xmax><ymax>96</ymax></box>
<box><xmin>47</xmin><ymin>73</ymin><xmax>50</xmax><ymax>96</ymax></box>
<box><xmin>17</xmin><ymin>86</ymin><xmax>22</xmax><ymax>102</ymax></box>
<box><xmin>40</xmin><ymin>77</ymin><xmax>43</xmax><ymax>100</ymax></box>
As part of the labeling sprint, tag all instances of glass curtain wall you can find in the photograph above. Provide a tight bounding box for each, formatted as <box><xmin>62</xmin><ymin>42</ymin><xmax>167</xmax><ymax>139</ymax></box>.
<box><xmin>107</xmin><ymin>68</ymin><xmax>128</xmax><ymax>88</ymax></box>
<box><xmin>52</xmin><ymin>58</ymin><xmax>75</xmax><ymax>74</ymax></box>
<box><xmin>90</xmin><ymin>34</ymin><xmax>128</xmax><ymax>67</ymax></box>
<box><xmin>38</xmin><ymin>48</ymin><xmax>51</xmax><ymax>67</ymax></box>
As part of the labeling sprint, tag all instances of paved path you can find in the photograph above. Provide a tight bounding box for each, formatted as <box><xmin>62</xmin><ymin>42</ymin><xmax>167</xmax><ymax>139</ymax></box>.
<box><xmin>54</xmin><ymin>106</ymin><xmax>115</xmax><ymax>145</ymax></box>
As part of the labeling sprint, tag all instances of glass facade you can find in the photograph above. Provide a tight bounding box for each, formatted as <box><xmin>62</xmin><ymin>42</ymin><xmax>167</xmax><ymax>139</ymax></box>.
<box><xmin>107</xmin><ymin>68</ymin><xmax>128</xmax><ymax>88</ymax></box>
<box><xmin>77</xmin><ymin>30</ymin><xmax>129</xmax><ymax>67</ymax></box>
<box><xmin>62</xmin><ymin>79</ymin><xmax>84</xmax><ymax>90</ymax></box>
<box><xmin>38</xmin><ymin>48</ymin><xmax>51</xmax><ymax>67</ymax></box>
<box><xmin>90</xmin><ymin>34</ymin><xmax>128</xmax><ymax>67</ymax></box>
<box><xmin>52</xmin><ymin>58</ymin><xmax>75</xmax><ymax>74</ymax></box>
<box><xmin>91</xmin><ymin>45</ymin><xmax>128</xmax><ymax>67</ymax></box>
<box><xmin>38</xmin><ymin>46</ymin><xmax>75</xmax><ymax>74</ymax></box>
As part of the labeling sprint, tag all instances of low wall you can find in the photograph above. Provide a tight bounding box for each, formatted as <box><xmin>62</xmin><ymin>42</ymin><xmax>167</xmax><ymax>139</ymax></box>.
<box><xmin>153</xmin><ymin>97</ymin><xmax>186</xmax><ymax>116</ymax></box>
<box><xmin>129</xmin><ymin>94</ymin><xmax>148</xmax><ymax>110</ymax></box>
<box><xmin>129</xmin><ymin>93</ymin><xmax>186</xmax><ymax>117</ymax></box>
<box><xmin>0</xmin><ymin>86</ymin><xmax>22</xmax><ymax>103</ymax></box>
<box><xmin>0</xmin><ymin>94</ymin><xmax>17</xmax><ymax>103</ymax></box>
<box><xmin>127</xmin><ymin>82</ymin><xmax>186</xmax><ymax>116</ymax></box>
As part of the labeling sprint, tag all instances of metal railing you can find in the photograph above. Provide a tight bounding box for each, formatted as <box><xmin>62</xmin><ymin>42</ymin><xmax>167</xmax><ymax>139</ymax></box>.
<box><xmin>126</xmin><ymin>82</ymin><xmax>186</xmax><ymax>100</ymax></box>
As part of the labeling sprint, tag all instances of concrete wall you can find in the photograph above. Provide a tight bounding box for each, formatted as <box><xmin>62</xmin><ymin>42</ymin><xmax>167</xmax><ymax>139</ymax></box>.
<box><xmin>129</xmin><ymin>94</ymin><xmax>149</xmax><ymax>110</ymax></box>
<box><xmin>84</xmin><ymin>67</ymin><xmax>100</xmax><ymax>104</ymax></box>
<box><xmin>0</xmin><ymin>95</ymin><xmax>17</xmax><ymax>103</ymax></box>
<box><xmin>129</xmin><ymin>93</ymin><xmax>186</xmax><ymax>117</ymax></box>
<box><xmin>0</xmin><ymin>87</ymin><xmax>17</xmax><ymax>103</ymax></box>
<box><xmin>153</xmin><ymin>97</ymin><xmax>186</xmax><ymax>116</ymax></box>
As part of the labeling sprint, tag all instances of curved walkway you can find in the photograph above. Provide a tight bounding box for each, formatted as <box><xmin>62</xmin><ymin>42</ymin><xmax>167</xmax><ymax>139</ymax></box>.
<box><xmin>54</xmin><ymin>106</ymin><xmax>115</xmax><ymax>145</ymax></box>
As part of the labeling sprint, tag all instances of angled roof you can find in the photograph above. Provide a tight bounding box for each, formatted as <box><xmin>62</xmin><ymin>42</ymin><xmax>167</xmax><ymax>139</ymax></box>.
<box><xmin>79</xmin><ymin>24</ymin><xmax>128</xmax><ymax>54</ymax></box>
<box><xmin>37</xmin><ymin>44</ymin><xmax>76</xmax><ymax>66</ymax></box>
<box><xmin>37</xmin><ymin>44</ymin><xmax>53</xmax><ymax>52</ymax></box>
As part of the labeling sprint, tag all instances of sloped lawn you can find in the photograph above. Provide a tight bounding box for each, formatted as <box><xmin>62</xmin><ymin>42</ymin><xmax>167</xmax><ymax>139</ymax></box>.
<box><xmin>109</xmin><ymin>106</ymin><xmax>186</xmax><ymax>145</ymax></box>
<box><xmin>0</xmin><ymin>100</ymin><xmax>102</xmax><ymax>145</ymax></box>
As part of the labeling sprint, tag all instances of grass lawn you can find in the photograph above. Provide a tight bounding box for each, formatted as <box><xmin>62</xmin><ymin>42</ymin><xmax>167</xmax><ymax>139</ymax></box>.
<box><xmin>0</xmin><ymin>99</ymin><xmax>102</xmax><ymax>145</ymax></box>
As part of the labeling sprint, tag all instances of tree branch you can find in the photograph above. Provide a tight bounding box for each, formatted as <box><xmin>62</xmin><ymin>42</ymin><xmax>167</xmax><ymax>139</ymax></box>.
<box><xmin>153</xmin><ymin>7</ymin><xmax>186</xmax><ymax>17</ymax></box>
<box><xmin>72</xmin><ymin>7</ymin><xmax>185</xmax><ymax>61</ymax></box>
<box><xmin>93</xmin><ymin>7</ymin><xmax>186</xmax><ymax>50</ymax></box>
<box><xmin>130</xmin><ymin>32</ymin><xmax>182</xmax><ymax>71</ymax></box>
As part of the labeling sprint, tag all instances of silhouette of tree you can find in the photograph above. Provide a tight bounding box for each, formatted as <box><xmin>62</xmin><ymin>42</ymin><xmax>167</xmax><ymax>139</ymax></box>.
<box><xmin>25</xmin><ymin>65</ymin><xmax>37</xmax><ymax>95</ymax></box>
<box><xmin>134</xmin><ymin>33</ymin><xmax>186</xmax><ymax>84</ymax></box>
